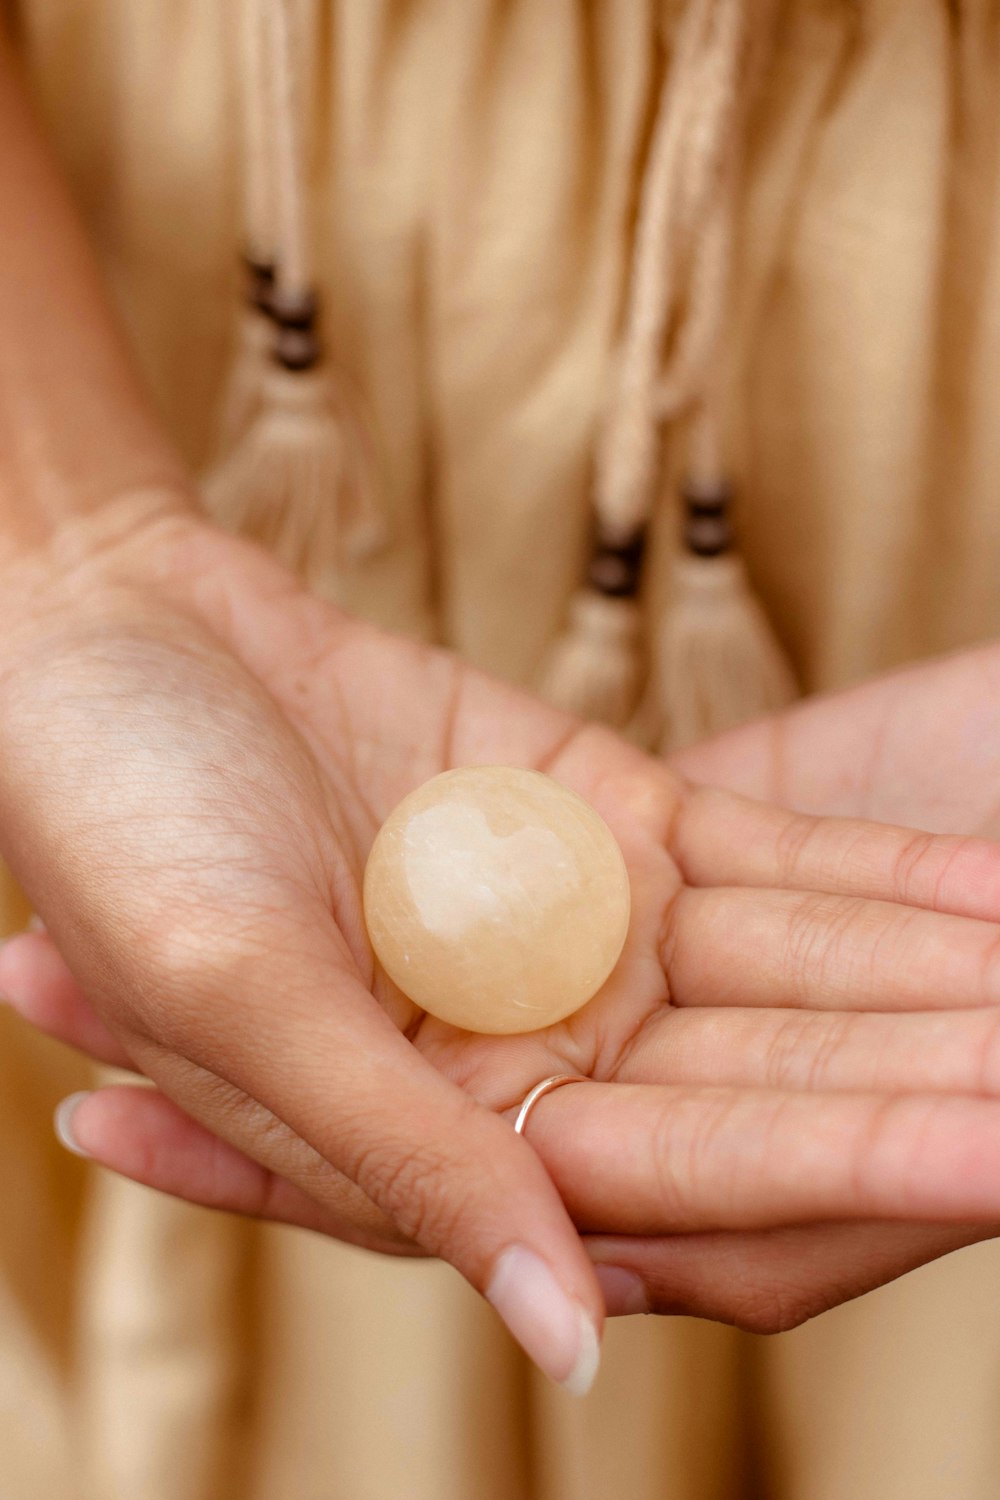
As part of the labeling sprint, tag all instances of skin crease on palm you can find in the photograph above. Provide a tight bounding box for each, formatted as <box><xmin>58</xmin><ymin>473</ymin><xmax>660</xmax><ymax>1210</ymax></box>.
<box><xmin>7</xmin><ymin>504</ymin><xmax>1000</xmax><ymax>1337</ymax></box>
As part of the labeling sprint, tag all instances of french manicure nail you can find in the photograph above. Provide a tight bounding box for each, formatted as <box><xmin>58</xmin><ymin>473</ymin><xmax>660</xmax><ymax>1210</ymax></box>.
<box><xmin>54</xmin><ymin>1092</ymin><xmax>93</xmax><ymax>1159</ymax></box>
<box><xmin>486</xmin><ymin>1245</ymin><xmax>600</xmax><ymax>1397</ymax></box>
<box><xmin>593</xmin><ymin>1264</ymin><xmax>649</xmax><ymax>1317</ymax></box>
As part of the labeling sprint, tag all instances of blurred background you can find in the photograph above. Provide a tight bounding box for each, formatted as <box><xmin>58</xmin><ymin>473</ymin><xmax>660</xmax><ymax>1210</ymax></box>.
<box><xmin>4</xmin><ymin>1</ymin><xmax>1000</xmax><ymax>1496</ymax></box>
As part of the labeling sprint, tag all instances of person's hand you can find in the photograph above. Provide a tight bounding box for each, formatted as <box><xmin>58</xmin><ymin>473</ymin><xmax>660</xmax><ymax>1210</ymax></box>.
<box><xmin>582</xmin><ymin>642</ymin><xmax>1000</xmax><ymax>1327</ymax></box>
<box><xmin>6</xmin><ymin>504</ymin><xmax>1000</xmax><ymax>1367</ymax></box>
<box><xmin>672</xmin><ymin>639</ymin><xmax>1000</xmax><ymax>834</ymax></box>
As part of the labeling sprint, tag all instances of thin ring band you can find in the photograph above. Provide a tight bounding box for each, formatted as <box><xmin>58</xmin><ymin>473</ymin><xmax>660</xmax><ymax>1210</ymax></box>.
<box><xmin>513</xmin><ymin>1074</ymin><xmax>583</xmax><ymax>1136</ymax></box>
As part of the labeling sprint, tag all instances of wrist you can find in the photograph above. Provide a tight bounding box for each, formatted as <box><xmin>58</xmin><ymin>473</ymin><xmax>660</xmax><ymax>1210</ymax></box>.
<box><xmin>0</xmin><ymin>481</ymin><xmax>202</xmax><ymax>639</ymax></box>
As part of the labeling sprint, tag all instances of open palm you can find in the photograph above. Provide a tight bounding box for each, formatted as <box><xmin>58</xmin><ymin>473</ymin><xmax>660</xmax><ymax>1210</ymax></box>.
<box><xmin>676</xmin><ymin>641</ymin><xmax>1000</xmax><ymax>835</ymax></box>
<box><xmin>7</xmin><ymin>509</ymin><xmax>1000</xmax><ymax>1357</ymax></box>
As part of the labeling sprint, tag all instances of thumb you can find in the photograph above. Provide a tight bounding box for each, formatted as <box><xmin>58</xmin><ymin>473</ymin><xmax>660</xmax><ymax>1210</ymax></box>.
<box><xmin>141</xmin><ymin>947</ymin><xmax>605</xmax><ymax>1397</ymax></box>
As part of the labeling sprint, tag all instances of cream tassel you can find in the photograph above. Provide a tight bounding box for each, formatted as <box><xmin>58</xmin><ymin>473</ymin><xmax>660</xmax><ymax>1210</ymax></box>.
<box><xmin>204</xmin><ymin>363</ymin><xmax>384</xmax><ymax>597</ymax></box>
<box><xmin>652</xmin><ymin>478</ymin><xmax>796</xmax><ymax>752</ymax></box>
<box><xmin>209</xmin><ymin>258</ymin><xmax>274</xmax><ymax>460</ymax></box>
<box><xmin>537</xmin><ymin>1</ymin><xmax>796</xmax><ymax>742</ymax></box>
<box><xmin>535</xmin><ymin>0</ymin><xmax>741</xmax><ymax>728</ymax></box>
<box><xmin>647</xmin><ymin>127</ymin><xmax>798</xmax><ymax>751</ymax></box>
<box><xmin>538</xmin><ymin>530</ymin><xmax>646</xmax><ymax>725</ymax></box>
<box><xmin>202</xmin><ymin>0</ymin><xmax>386</xmax><ymax>599</ymax></box>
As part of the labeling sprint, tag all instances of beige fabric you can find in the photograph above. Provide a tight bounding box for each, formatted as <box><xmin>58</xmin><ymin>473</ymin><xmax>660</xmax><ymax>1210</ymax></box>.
<box><xmin>4</xmin><ymin>1</ymin><xmax>1000</xmax><ymax>1496</ymax></box>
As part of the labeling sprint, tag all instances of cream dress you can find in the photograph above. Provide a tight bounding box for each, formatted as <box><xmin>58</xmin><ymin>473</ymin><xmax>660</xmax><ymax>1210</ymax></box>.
<box><xmin>4</xmin><ymin>2</ymin><xmax>1000</xmax><ymax>1496</ymax></box>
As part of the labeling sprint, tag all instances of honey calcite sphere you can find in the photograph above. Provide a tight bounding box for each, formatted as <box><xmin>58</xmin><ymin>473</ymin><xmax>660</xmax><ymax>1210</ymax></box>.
<box><xmin>363</xmin><ymin>767</ymin><xmax>631</xmax><ymax>1034</ymax></box>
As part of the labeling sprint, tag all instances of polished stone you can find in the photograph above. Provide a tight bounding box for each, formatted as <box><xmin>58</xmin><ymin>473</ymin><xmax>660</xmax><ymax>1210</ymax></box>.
<box><xmin>363</xmin><ymin>766</ymin><xmax>631</xmax><ymax>1034</ymax></box>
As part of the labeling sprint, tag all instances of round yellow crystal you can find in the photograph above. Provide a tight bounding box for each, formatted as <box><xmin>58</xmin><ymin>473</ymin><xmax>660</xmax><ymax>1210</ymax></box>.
<box><xmin>363</xmin><ymin>766</ymin><xmax>631</xmax><ymax>1034</ymax></box>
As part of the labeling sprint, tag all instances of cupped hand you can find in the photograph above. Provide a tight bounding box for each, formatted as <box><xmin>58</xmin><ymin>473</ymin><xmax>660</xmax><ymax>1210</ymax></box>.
<box><xmin>582</xmin><ymin>642</ymin><xmax>1000</xmax><ymax>1325</ymax></box>
<box><xmin>6</xmin><ymin>502</ymin><xmax>1000</xmax><ymax>1363</ymax></box>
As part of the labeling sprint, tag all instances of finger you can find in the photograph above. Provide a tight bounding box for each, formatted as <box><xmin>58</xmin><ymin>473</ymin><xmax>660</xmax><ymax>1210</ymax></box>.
<box><xmin>9</xmin><ymin>932</ymin><xmax>442</xmax><ymax>1260</ymax></box>
<box><xmin>663</xmin><ymin>886</ymin><xmax>1000</xmax><ymax>1011</ymax></box>
<box><xmin>21</xmin><ymin>917</ymin><xmax>1000</xmax><ymax>1102</ymax></box>
<box><xmin>0</xmin><ymin>931</ymin><xmax>134</xmax><ymax>1068</ymax></box>
<box><xmin>129</xmin><ymin>931</ymin><xmax>605</xmax><ymax>1396</ymax></box>
<box><xmin>615</xmin><ymin>1005</ymin><xmax>1000</xmax><ymax>1096</ymax></box>
<box><xmin>51</xmin><ymin>1086</ymin><xmax>994</xmax><ymax>1331</ymax></box>
<box><xmin>519</xmin><ymin>1080</ymin><xmax>1000</xmax><ymax>1233</ymax></box>
<box><xmin>587</xmin><ymin>1221</ymin><xmax>990</xmax><ymax>1326</ymax></box>
<box><xmin>669</xmin><ymin>650</ymin><xmax>1000</xmax><ymax>828</ymax></box>
<box><xmin>675</xmin><ymin>787</ymin><xmax>1000</xmax><ymax>922</ymax></box>
<box><xmin>106</xmin><ymin>1060</ymin><xmax>427</xmax><ymax>1253</ymax></box>
<box><xmin>53</xmin><ymin>1085</ymin><xmax>415</xmax><ymax>1255</ymax></box>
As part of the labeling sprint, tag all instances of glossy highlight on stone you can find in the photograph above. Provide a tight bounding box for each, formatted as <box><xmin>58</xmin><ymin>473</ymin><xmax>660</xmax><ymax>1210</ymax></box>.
<box><xmin>362</xmin><ymin>766</ymin><xmax>631</xmax><ymax>1034</ymax></box>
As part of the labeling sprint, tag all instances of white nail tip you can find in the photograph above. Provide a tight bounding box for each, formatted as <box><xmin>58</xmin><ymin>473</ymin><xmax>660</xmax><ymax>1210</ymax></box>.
<box><xmin>560</xmin><ymin>1308</ymin><xmax>600</xmax><ymax>1398</ymax></box>
<box><xmin>54</xmin><ymin>1092</ymin><xmax>92</xmax><ymax>1158</ymax></box>
<box><xmin>485</xmin><ymin>1245</ymin><xmax>601</xmax><ymax>1397</ymax></box>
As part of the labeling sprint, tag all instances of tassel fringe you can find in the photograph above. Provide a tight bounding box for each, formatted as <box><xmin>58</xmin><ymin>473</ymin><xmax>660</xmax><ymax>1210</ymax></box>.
<box><xmin>209</xmin><ymin>305</ymin><xmax>273</xmax><ymax>462</ymax></box>
<box><xmin>536</xmin><ymin>590</ymin><xmax>644</xmax><ymax>729</ymax></box>
<box><xmin>204</xmin><ymin>1</ymin><xmax>387</xmax><ymax>598</ymax></box>
<box><xmin>651</xmin><ymin>552</ymin><xmax>796</xmax><ymax>752</ymax></box>
<box><xmin>202</xmin><ymin>365</ymin><xmax>386</xmax><ymax>601</ymax></box>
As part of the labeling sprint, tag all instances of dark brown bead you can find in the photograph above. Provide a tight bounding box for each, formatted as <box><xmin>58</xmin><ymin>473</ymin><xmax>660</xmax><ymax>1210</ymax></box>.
<box><xmin>586</xmin><ymin>524</ymin><xmax>647</xmax><ymax>598</ymax></box>
<box><xmin>240</xmin><ymin>252</ymin><xmax>276</xmax><ymax>315</ymax></box>
<box><xmin>269</xmin><ymin>286</ymin><xmax>322</xmax><ymax>370</ymax></box>
<box><xmin>681</xmin><ymin>478</ymin><xmax>734</xmax><ymax>557</ymax></box>
<box><xmin>273</xmin><ymin>324</ymin><xmax>321</xmax><ymax>371</ymax></box>
<box><xmin>270</xmin><ymin>286</ymin><xmax>318</xmax><ymax>331</ymax></box>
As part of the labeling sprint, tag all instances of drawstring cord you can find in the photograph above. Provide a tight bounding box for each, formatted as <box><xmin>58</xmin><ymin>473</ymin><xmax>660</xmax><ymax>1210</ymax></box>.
<box><xmin>205</xmin><ymin>0</ymin><xmax>792</xmax><ymax>721</ymax></box>
<box><xmin>202</xmin><ymin>0</ymin><xmax>386</xmax><ymax>601</ymax></box>
<box><xmin>538</xmin><ymin>0</ymin><xmax>796</xmax><ymax>745</ymax></box>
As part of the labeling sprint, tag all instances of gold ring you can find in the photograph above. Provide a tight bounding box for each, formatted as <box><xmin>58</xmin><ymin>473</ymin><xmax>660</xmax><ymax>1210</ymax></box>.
<box><xmin>512</xmin><ymin>1074</ymin><xmax>583</xmax><ymax>1136</ymax></box>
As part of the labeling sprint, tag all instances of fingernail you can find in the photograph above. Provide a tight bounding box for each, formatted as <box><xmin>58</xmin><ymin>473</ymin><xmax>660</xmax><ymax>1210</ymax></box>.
<box><xmin>593</xmin><ymin>1265</ymin><xmax>649</xmax><ymax>1317</ymax></box>
<box><xmin>27</xmin><ymin>914</ymin><xmax>45</xmax><ymax>933</ymax></box>
<box><xmin>54</xmin><ymin>1092</ymin><xmax>93</xmax><ymax>1158</ymax></box>
<box><xmin>486</xmin><ymin>1245</ymin><xmax>600</xmax><ymax>1397</ymax></box>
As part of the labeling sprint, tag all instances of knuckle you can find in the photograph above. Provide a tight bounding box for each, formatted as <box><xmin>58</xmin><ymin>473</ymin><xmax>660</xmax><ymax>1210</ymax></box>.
<box><xmin>123</xmin><ymin>905</ymin><xmax>289</xmax><ymax>1045</ymax></box>
<box><xmin>801</xmin><ymin>1011</ymin><xmax>854</xmax><ymax>1092</ymax></box>
<box><xmin>890</xmin><ymin>829</ymin><xmax>940</xmax><ymax>904</ymax></box>
<box><xmin>130</xmin><ymin>909</ymin><xmax>217</xmax><ymax>990</ymax></box>
<box><xmin>657</xmin><ymin>888</ymin><xmax>699</xmax><ymax>999</ymax></box>
<box><xmin>784</xmin><ymin>892</ymin><xmax>868</xmax><ymax>1000</ymax></box>
<box><xmin>617</xmin><ymin>765</ymin><xmax>682</xmax><ymax>846</ymax></box>
<box><xmin>976</xmin><ymin>928</ymin><xmax>1000</xmax><ymax>1006</ymax></box>
<box><xmin>110</xmin><ymin>916</ymin><xmax>222</xmax><ymax>1046</ymax></box>
<box><xmin>976</xmin><ymin>1015</ymin><xmax>1000</xmax><ymax>1095</ymax></box>
<box><xmin>726</xmin><ymin>1283</ymin><xmax>817</xmax><ymax>1336</ymax></box>
<box><xmin>568</xmin><ymin>734</ymin><xmax>679</xmax><ymax>845</ymax></box>
<box><xmin>348</xmin><ymin>1135</ymin><xmax>467</xmax><ymax>1252</ymax></box>
<box><xmin>772</xmin><ymin>812</ymin><xmax>818</xmax><ymax>885</ymax></box>
<box><xmin>783</xmin><ymin>892</ymin><xmax>830</xmax><ymax>986</ymax></box>
<box><xmin>713</xmin><ymin>1255</ymin><xmax>831</xmax><ymax>1334</ymax></box>
<box><xmin>970</xmin><ymin>843</ymin><xmax>1000</xmax><ymax>923</ymax></box>
<box><xmin>847</xmin><ymin>1095</ymin><xmax>896</xmax><ymax>1203</ymax></box>
<box><xmin>648</xmin><ymin>1090</ymin><xmax>735</xmax><ymax>1228</ymax></box>
<box><xmin>761</xmin><ymin>1011</ymin><xmax>817</xmax><ymax>1088</ymax></box>
<box><xmin>849</xmin><ymin>1094</ymin><xmax>937</xmax><ymax>1210</ymax></box>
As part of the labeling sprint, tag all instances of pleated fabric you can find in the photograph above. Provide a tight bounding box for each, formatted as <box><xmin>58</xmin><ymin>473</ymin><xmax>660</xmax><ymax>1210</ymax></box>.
<box><xmin>4</xmin><ymin>3</ymin><xmax>1000</xmax><ymax>1497</ymax></box>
